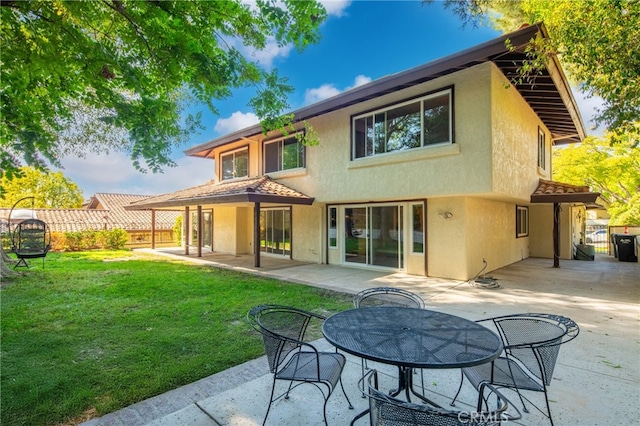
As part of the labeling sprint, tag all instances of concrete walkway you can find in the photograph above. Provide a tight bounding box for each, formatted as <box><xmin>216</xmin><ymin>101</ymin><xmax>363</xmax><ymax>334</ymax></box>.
<box><xmin>83</xmin><ymin>252</ymin><xmax>639</xmax><ymax>426</ymax></box>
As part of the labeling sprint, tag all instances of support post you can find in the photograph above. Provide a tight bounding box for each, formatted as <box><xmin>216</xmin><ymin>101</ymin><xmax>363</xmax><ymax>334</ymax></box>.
<box><xmin>197</xmin><ymin>205</ymin><xmax>202</xmax><ymax>258</ymax></box>
<box><xmin>254</xmin><ymin>202</ymin><xmax>261</xmax><ymax>268</ymax></box>
<box><xmin>184</xmin><ymin>206</ymin><xmax>190</xmax><ymax>255</ymax></box>
<box><xmin>553</xmin><ymin>203</ymin><xmax>560</xmax><ymax>268</ymax></box>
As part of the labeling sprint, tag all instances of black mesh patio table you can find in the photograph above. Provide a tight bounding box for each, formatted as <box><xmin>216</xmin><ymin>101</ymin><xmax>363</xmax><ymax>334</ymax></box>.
<box><xmin>322</xmin><ymin>307</ymin><xmax>503</xmax><ymax>423</ymax></box>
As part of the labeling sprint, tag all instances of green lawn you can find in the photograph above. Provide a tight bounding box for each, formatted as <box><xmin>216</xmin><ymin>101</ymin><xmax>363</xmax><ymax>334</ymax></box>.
<box><xmin>0</xmin><ymin>251</ymin><xmax>354</xmax><ymax>426</ymax></box>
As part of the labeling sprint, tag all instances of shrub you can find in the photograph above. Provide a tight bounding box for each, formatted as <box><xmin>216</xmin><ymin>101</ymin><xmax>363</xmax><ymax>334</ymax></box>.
<box><xmin>50</xmin><ymin>232</ymin><xmax>66</xmax><ymax>251</ymax></box>
<box><xmin>101</xmin><ymin>228</ymin><xmax>128</xmax><ymax>250</ymax></box>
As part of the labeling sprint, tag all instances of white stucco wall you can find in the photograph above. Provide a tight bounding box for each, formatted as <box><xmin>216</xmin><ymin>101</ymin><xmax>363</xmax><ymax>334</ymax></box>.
<box><xmin>282</xmin><ymin>63</ymin><xmax>495</xmax><ymax>203</ymax></box>
<box><xmin>290</xmin><ymin>205</ymin><xmax>324</xmax><ymax>263</ymax></box>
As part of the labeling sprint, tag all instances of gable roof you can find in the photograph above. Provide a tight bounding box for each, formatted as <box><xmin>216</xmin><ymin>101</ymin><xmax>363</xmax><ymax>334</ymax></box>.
<box><xmin>185</xmin><ymin>23</ymin><xmax>584</xmax><ymax>160</ymax></box>
<box><xmin>125</xmin><ymin>176</ymin><xmax>314</xmax><ymax>210</ymax></box>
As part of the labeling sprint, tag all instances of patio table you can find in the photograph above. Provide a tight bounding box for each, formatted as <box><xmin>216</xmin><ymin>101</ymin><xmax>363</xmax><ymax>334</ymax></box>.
<box><xmin>322</xmin><ymin>306</ymin><xmax>503</xmax><ymax>424</ymax></box>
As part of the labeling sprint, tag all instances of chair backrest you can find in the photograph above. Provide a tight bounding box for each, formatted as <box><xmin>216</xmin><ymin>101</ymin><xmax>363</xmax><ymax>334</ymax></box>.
<box><xmin>247</xmin><ymin>304</ymin><xmax>320</xmax><ymax>373</ymax></box>
<box><xmin>12</xmin><ymin>219</ymin><xmax>51</xmax><ymax>255</ymax></box>
<box><xmin>491</xmin><ymin>313</ymin><xmax>579</xmax><ymax>386</ymax></box>
<box><xmin>367</xmin><ymin>370</ymin><xmax>516</xmax><ymax>426</ymax></box>
<box><xmin>353</xmin><ymin>287</ymin><xmax>425</xmax><ymax>309</ymax></box>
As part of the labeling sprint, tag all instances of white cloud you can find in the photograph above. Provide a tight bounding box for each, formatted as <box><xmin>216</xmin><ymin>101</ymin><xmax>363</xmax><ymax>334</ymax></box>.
<box><xmin>320</xmin><ymin>0</ymin><xmax>351</xmax><ymax>17</ymax></box>
<box><xmin>350</xmin><ymin>74</ymin><xmax>372</xmax><ymax>89</ymax></box>
<box><xmin>214</xmin><ymin>111</ymin><xmax>260</xmax><ymax>134</ymax></box>
<box><xmin>304</xmin><ymin>74</ymin><xmax>372</xmax><ymax>105</ymax></box>
<box><xmin>304</xmin><ymin>84</ymin><xmax>342</xmax><ymax>105</ymax></box>
<box><xmin>55</xmin><ymin>151</ymin><xmax>213</xmax><ymax>198</ymax></box>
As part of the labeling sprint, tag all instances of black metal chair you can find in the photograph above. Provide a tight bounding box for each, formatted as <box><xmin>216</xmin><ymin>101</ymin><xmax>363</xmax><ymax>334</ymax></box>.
<box><xmin>367</xmin><ymin>369</ymin><xmax>520</xmax><ymax>425</ymax></box>
<box><xmin>451</xmin><ymin>313</ymin><xmax>580</xmax><ymax>425</ymax></box>
<box><xmin>11</xmin><ymin>218</ymin><xmax>51</xmax><ymax>268</ymax></box>
<box><xmin>247</xmin><ymin>304</ymin><xmax>353</xmax><ymax>425</ymax></box>
<box><xmin>353</xmin><ymin>287</ymin><xmax>426</xmax><ymax>397</ymax></box>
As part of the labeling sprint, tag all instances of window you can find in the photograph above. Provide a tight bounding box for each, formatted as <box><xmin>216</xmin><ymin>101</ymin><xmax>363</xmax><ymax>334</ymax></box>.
<box><xmin>328</xmin><ymin>207</ymin><xmax>337</xmax><ymax>248</ymax></box>
<box><xmin>352</xmin><ymin>89</ymin><xmax>452</xmax><ymax>159</ymax></box>
<box><xmin>538</xmin><ymin>127</ymin><xmax>546</xmax><ymax>170</ymax></box>
<box><xmin>221</xmin><ymin>148</ymin><xmax>248</xmax><ymax>180</ymax></box>
<box><xmin>516</xmin><ymin>205</ymin><xmax>529</xmax><ymax>238</ymax></box>
<box><xmin>412</xmin><ymin>203</ymin><xmax>424</xmax><ymax>253</ymax></box>
<box><xmin>264</xmin><ymin>135</ymin><xmax>305</xmax><ymax>173</ymax></box>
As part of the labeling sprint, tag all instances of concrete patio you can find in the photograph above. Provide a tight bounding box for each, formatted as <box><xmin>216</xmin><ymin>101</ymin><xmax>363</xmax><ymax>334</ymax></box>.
<box><xmin>83</xmin><ymin>252</ymin><xmax>639</xmax><ymax>426</ymax></box>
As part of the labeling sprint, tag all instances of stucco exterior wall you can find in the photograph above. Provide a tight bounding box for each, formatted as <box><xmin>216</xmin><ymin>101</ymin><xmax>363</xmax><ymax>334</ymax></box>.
<box><xmin>281</xmin><ymin>62</ymin><xmax>495</xmax><ymax>203</ymax></box>
<box><xmin>490</xmin><ymin>65</ymin><xmax>552</xmax><ymax>200</ymax></box>
<box><xmin>212</xmin><ymin>206</ymin><xmax>238</xmax><ymax>254</ymax></box>
<box><xmin>427</xmin><ymin>197</ymin><xmax>529</xmax><ymax>280</ymax></box>
<box><xmin>291</xmin><ymin>204</ymin><xmax>324</xmax><ymax>263</ymax></box>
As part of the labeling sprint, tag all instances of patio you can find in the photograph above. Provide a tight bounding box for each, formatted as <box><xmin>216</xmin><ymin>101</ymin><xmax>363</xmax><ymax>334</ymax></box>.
<box><xmin>83</xmin><ymin>253</ymin><xmax>639</xmax><ymax>426</ymax></box>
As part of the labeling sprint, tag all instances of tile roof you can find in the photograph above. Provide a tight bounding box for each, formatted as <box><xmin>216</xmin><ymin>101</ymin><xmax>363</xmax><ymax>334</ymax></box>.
<box><xmin>531</xmin><ymin>179</ymin><xmax>600</xmax><ymax>204</ymax></box>
<box><xmin>126</xmin><ymin>176</ymin><xmax>314</xmax><ymax>210</ymax></box>
<box><xmin>0</xmin><ymin>193</ymin><xmax>180</xmax><ymax>232</ymax></box>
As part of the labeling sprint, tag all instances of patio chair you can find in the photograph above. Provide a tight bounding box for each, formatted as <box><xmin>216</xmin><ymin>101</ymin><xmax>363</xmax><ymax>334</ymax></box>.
<box><xmin>450</xmin><ymin>313</ymin><xmax>580</xmax><ymax>426</ymax></box>
<box><xmin>366</xmin><ymin>369</ymin><xmax>521</xmax><ymax>425</ymax></box>
<box><xmin>353</xmin><ymin>287</ymin><xmax>426</xmax><ymax>397</ymax></box>
<box><xmin>247</xmin><ymin>304</ymin><xmax>353</xmax><ymax>425</ymax></box>
<box><xmin>11</xmin><ymin>218</ymin><xmax>51</xmax><ymax>268</ymax></box>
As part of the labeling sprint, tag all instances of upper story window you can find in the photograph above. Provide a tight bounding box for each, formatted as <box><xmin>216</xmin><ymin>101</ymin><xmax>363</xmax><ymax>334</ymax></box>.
<box><xmin>264</xmin><ymin>135</ymin><xmax>305</xmax><ymax>174</ymax></box>
<box><xmin>352</xmin><ymin>88</ymin><xmax>452</xmax><ymax>159</ymax></box>
<box><xmin>221</xmin><ymin>147</ymin><xmax>248</xmax><ymax>180</ymax></box>
<box><xmin>538</xmin><ymin>127</ymin><xmax>546</xmax><ymax>171</ymax></box>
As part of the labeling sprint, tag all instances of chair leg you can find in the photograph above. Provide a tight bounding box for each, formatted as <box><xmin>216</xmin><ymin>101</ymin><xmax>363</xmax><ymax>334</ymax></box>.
<box><xmin>263</xmin><ymin>378</ymin><xmax>278</xmax><ymax>426</ymax></box>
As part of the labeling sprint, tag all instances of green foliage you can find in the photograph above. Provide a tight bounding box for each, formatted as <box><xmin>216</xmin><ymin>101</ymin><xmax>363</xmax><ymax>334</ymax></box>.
<box><xmin>430</xmin><ymin>0</ymin><xmax>640</xmax><ymax>142</ymax></box>
<box><xmin>100</xmin><ymin>228</ymin><xmax>128</xmax><ymax>250</ymax></box>
<box><xmin>49</xmin><ymin>229</ymin><xmax>129</xmax><ymax>251</ymax></box>
<box><xmin>553</xmin><ymin>132</ymin><xmax>640</xmax><ymax>225</ymax></box>
<box><xmin>173</xmin><ymin>215</ymin><xmax>183</xmax><ymax>245</ymax></box>
<box><xmin>0</xmin><ymin>0</ymin><xmax>327</xmax><ymax>179</ymax></box>
<box><xmin>0</xmin><ymin>251</ymin><xmax>353</xmax><ymax>425</ymax></box>
<box><xmin>0</xmin><ymin>166</ymin><xmax>83</xmax><ymax>207</ymax></box>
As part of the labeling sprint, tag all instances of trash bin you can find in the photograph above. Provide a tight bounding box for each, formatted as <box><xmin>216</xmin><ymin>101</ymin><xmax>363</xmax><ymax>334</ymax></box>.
<box><xmin>613</xmin><ymin>234</ymin><xmax>637</xmax><ymax>262</ymax></box>
<box><xmin>574</xmin><ymin>244</ymin><xmax>595</xmax><ymax>261</ymax></box>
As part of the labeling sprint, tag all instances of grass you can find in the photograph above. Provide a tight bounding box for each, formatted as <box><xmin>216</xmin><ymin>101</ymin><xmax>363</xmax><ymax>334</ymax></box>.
<box><xmin>0</xmin><ymin>250</ymin><xmax>354</xmax><ymax>426</ymax></box>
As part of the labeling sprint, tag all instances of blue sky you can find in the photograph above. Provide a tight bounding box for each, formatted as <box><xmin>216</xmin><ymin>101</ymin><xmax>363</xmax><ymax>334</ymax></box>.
<box><xmin>55</xmin><ymin>0</ymin><xmax>603</xmax><ymax>199</ymax></box>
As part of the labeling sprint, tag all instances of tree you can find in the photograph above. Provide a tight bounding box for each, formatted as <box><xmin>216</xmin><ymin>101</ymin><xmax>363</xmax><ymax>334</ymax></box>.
<box><xmin>0</xmin><ymin>0</ymin><xmax>327</xmax><ymax>181</ymax></box>
<box><xmin>552</xmin><ymin>132</ymin><xmax>640</xmax><ymax>225</ymax></box>
<box><xmin>429</xmin><ymin>0</ymin><xmax>640</xmax><ymax>143</ymax></box>
<box><xmin>0</xmin><ymin>166</ymin><xmax>84</xmax><ymax>209</ymax></box>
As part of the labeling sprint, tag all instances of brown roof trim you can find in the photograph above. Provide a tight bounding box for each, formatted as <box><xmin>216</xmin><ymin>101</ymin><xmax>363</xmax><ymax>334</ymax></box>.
<box><xmin>185</xmin><ymin>23</ymin><xmax>585</xmax><ymax>157</ymax></box>
<box><xmin>530</xmin><ymin>179</ymin><xmax>600</xmax><ymax>204</ymax></box>
<box><xmin>125</xmin><ymin>176</ymin><xmax>314</xmax><ymax>210</ymax></box>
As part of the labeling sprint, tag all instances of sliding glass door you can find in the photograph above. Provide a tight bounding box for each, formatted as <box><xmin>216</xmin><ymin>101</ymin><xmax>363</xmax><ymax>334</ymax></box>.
<box><xmin>344</xmin><ymin>205</ymin><xmax>403</xmax><ymax>269</ymax></box>
<box><xmin>260</xmin><ymin>208</ymin><xmax>291</xmax><ymax>256</ymax></box>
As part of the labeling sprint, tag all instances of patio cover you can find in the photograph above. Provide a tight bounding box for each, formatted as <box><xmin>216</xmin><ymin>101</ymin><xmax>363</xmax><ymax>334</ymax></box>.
<box><xmin>531</xmin><ymin>179</ymin><xmax>602</xmax><ymax>267</ymax></box>
<box><xmin>124</xmin><ymin>176</ymin><xmax>314</xmax><ymax>210</ymax></box>
<box><xmin>125</xmin><ymin>176</ymin><xmax>314</xmax><ymax>267</ymax></box>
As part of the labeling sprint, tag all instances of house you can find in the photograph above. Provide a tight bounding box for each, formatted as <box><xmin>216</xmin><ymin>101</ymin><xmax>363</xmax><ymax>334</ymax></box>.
<box><xmin>1</xmin><ymin>193</ymin><xmax>180</xmax><ymax>248</ymax></box>
<box><xmin>127</xmin><ymin>24</ymin><xmax>601</xmax><ymax>280</ymax></box>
